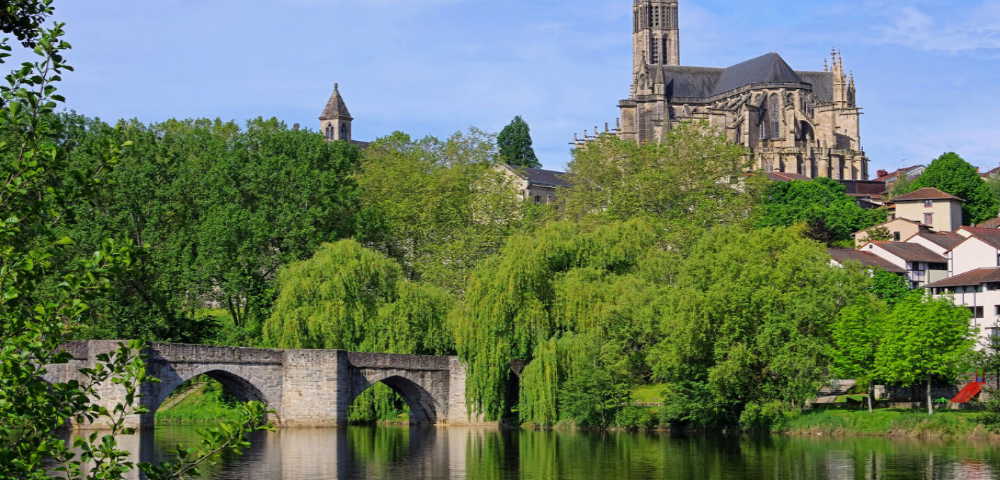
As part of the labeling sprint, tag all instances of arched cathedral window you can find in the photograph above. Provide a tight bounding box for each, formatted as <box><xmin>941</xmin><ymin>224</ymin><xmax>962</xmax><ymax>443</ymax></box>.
<box><xmin>325</xmin><ymin>124</ymin><xmax>333</xmax><ymax>140</ymax></box>
<box><xmin>651</xmin><ymin>36</ymin><xmax>659</xmax><ymax>64</ymax></box>
<box><xmin>654</xmin><ymin>6</ymin><xmax>660</xmax><ymax>27</ymax></box>
<box><xmin>341</xmin><ymin>123</ymin><xmax>348</xmax><ymax>140</ymax></box>
<box><xmin>769</xmin><ymin>94</ymin><xmax>780</xmax><ymax>139</ymax></box>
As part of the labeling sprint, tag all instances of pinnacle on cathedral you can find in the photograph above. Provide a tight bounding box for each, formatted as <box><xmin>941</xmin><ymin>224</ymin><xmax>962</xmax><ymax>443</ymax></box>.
<box><xmin>319</xmin><ymin>83</ymin><xmax>355</xmax><ymax>143</ymax></box>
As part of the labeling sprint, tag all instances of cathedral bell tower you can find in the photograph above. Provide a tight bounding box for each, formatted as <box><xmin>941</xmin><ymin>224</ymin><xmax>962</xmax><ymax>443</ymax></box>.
<box><xmin>633</xmin><ymin>0</ymin><xmax>679</xmax><ymax>77</ymax></box>
<box><xmin>319</xmin><ymin>83</ymin><xmax>353</xmax><ymax>142</ymax></box>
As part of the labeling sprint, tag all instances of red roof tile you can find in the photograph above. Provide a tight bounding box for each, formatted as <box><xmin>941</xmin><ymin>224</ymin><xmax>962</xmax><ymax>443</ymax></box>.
<box><xmin>866</xmin><ymin>242</ymin><xmax>947</xmax><ymax>263</ymax></box>
<box><xmin>957</xmin><ymin>227</ymin><xmax>1000</xmax><ymax>250</ymax></box>
<box><xmin>890</xmin><ymin>187</ymin><xmax>964</xmax><ymax>203</ymax></box>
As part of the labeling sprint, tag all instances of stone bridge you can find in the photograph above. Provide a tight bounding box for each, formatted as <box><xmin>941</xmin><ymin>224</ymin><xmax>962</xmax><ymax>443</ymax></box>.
<box><xmin>43</xmin><ymin>341</ymin><xmax>484</xmax><ymax>429</ymax></box>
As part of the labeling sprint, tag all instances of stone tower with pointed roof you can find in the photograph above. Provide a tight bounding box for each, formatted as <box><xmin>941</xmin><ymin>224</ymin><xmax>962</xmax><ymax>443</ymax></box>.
<box><xmin>578</xmin><ymin>1</ymin><xmax>868</xmax><ymax>181</ymax></box>
<box><xmin>320</xmin><ymin>83</ymin><xmax>353</xmax><ymax>142</ymax></box>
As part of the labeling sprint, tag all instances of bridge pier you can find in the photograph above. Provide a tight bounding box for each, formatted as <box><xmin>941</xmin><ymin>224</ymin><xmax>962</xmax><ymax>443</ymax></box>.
<box><xmin>45</xmin><ymin>341</ymin><xmax>489</xmax><ymax>429</ymax></box>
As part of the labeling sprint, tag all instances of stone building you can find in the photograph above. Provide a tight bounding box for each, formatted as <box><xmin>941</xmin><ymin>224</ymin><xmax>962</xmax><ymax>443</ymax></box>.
<box><xmin>495</xmin><ymin>164</ymin><xmax>569</xmax><ymax>205</ymax></box>
<box><xmin>320</xmin><ymin>84</ymin><xmax>370</xmax><ymax>148</ymax></box>
<box><xmin>577</xmin><ymin>0</ymin><xmax>869</xmax><ymax>181</ymax></box>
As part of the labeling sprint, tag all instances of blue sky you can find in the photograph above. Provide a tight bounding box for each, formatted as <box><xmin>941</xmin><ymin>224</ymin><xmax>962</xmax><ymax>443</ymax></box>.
<box><xmin>52</xmin><ymin>0</ymin><xmax>1000</xmax><ymax>177</ymax></box>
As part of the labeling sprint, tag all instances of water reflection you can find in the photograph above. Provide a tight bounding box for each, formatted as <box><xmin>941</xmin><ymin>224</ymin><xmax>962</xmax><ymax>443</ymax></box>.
<box><xmin>70</xmin><ymin>426</ymin><xmax>1000</xmax><ymax>479</ymax></box>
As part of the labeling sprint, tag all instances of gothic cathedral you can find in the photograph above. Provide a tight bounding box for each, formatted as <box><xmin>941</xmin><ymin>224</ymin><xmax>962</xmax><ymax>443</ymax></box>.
<box><xmin>578</xmin><ymin>0</ymin><xmax>868</xmax><ymax>180</ymax></box>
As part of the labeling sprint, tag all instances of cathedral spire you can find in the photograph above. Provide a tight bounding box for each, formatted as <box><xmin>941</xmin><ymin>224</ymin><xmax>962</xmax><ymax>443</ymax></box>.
<box><xmin>319</xmin><ymin>83</ymin><xmax>353</xmax><ymax>142</ymax></box>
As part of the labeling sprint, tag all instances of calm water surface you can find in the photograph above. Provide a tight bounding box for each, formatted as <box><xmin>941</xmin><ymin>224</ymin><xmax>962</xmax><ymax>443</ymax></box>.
<box><xmin>112</xmin><ymin>426</ymin><xmax>1000</xmax><ymax>479</ymax></box>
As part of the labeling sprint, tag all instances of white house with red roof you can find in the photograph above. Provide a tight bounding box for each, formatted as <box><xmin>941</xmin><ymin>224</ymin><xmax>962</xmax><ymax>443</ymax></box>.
<box><xmin>886</xmin><ymin>187</ymin><xmax>964</xmax><ymax>233</ymax></box>
<box><xmin>857</xmin><ymin>241</ymin><xmax>949</xmax><ymax>288</ymax></box>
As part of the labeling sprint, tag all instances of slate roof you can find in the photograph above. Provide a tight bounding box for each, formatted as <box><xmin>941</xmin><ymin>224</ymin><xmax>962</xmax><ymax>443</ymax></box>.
<box><xmin>911</xmin><ymin>232</ymin><xmax>965</xmax><ymax>251</ymax></box>
<box><xmin>507</xmin><ymin>166</ymin><xmax>570</xmax><ymax>188</ymax></box>
<box><xmin>866</xmin><ymin>242</ymin><xmax>947</xmax><ymax>263</ymax></box>
<box><xmin>958</xmin><ymin>227</ymin><xmax>1000</xmax><ymax>250</ymax></box>
<box><xmin>653</xmin><ymin>53</ymin><xmax>833</xmax><ymax>102</ymax></box>
<box><xmin>711</xmin><ymin>53</ymin><xmax>805</xmax><ymax>96</ymax></box>
<box><xmin>828</xmin><ymin>248</ymin><xmax>906</xmax><ymax>273</ymax></box>
<box><xmin>320</xmin><ymin>84</ymin><xmax>352</xmax><ymax>120</ymax></box>
<box><xmin>890</xmin><ymin>187</ymin><xmax>964</xmax><ymax>203</ymax></box>
<box><xmin>924</xmin><ymin>268</ymin><xmax>1000</xmax><ymax>289</ymax></box>
<box><xmin>840</xmin><ymin>180</ymin><xmax>888</xmax><ymax>196</ymax></box>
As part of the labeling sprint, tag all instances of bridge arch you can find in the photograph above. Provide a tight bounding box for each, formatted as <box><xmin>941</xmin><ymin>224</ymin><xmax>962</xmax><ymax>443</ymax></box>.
<box><xmin>349</xmin><ymin>370</ymin><xmax>443</xmax><ymax>424</ymax></box>
<box><xmin>147</xmin><ymin>366</ymin><xmax>273</xmax><ymax>416</ymax></box>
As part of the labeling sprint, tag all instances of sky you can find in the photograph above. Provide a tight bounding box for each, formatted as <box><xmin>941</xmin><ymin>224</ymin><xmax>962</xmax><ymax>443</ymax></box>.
<box><xmin>48</xmin><ymin>0</ymin><xmax>1000</xmax><ymax>176</ymax></box>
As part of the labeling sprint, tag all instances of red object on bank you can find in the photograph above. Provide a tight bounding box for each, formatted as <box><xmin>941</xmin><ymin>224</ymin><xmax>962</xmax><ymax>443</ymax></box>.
<box><xmin>951</xmin><ymin>382</ymin><xmax>985</xmax><ymax>403</ymax></box>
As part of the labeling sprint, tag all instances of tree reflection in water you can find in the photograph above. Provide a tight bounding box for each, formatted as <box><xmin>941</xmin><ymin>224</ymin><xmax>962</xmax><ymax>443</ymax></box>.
<box><xmin>111</xmin><ymin>426</ymin><xmax>1000</xmax><ymax>479</ymax></box>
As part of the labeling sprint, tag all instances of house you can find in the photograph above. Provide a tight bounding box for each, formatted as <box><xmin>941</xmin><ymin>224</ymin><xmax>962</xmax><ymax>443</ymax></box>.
<box><xmin>827</xmin><ymin>248</ymin><xmax>906</xmax><ymax>274</ymax></box>
<box><xmin>924</xmin><ymin>268</ymin><xmax>1000</xmax><ymax>346</ymax></box>
<box><xmin>886</xmin><ymin>187</ymin><xmax>964</xmax><ymax>233</ymax></box>
<box><xmin>875</xmin><ymin>166</ymin><xmax>924</xmax><ymax>190</ymax></box>
<box><xmin>976</xmin><ymin>217</ymin><xmax>1000</xmax><ymax>229</ymax></box>
<box><xmin>858</xmin><ymin>241</ymin><xmax>948</xmax><ymax>288</ymax></box>
<box><xmin>904</xmin><ymin>231</ymin><xmax>965</xmax><ymax>256</ymax></box>
<box><xmin>852</xmin><ymin>218</ymin><xmax>931</xmax><ymax>246</ymax></box>
<box><xmin>947</xmin><ymin>227</ymin><xmax>1000</xmax><ymax>276</ymax></box>
<box><xmin>495</xmin><ymin>164</ymin><xmax>569</xmax><ymax>205</ymax></box>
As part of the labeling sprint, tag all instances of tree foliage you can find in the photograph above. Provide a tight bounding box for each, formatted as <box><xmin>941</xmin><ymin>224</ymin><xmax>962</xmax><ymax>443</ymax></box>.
<box><xmin>913</xmin><ymin>152</ymin><xmax>999</xmax><ymax>225</ymax></box>
<box><xmin>54</xmin><ymin>115</ymin><xmax>362</xmax><ymax>344</ymax></box>
<box><xmin>454</xmin><ymin>219</ymin><xmax>669</xmax><ymax>422</ymax></box>
<box><xmin>496</xmin><ymin>115</ymin><xmax>539</xmax><ymax>168</ymax></box>
<box><xmin>0</xmin><ymin>3</ymin><xmax>270</xmax><ymax>477</ymax></box>
<box><xmin>876</xmin><ymin>292</ymin><xmax>975</xmax><ymax>414</ymax></box>
<box><xmin>563</xmin><ymin>122</ymin><xmax>763</xmax><ymax>251</ymax></box>
<box><xmin>355</xmin><ymin>129</ymin><xmax>544</xmax><ymax>294</ymax></box>
<box><xmin>757</xmin><ymin>177</ymin><xmax>886</xmax><ymax>245</ymax></box>
<box><xmin>650</xmin><ymin>227</ymin><xmax>871</xmax><ymax>429</ymax></box>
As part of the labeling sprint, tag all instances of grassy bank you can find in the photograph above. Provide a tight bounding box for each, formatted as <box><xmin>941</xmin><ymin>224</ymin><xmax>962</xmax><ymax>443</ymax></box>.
<box><xmin>155</xmin><ymin>378</ymin><xmax>243</xmax><ymax>425</ymax></box>
<box><xmin>781</xmin><ymin>408</ymin><xmax>993</xmax><ymax>438</ymax></box>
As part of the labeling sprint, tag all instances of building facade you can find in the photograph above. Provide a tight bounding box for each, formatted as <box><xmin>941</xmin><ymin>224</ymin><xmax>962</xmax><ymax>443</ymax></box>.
<box><xmin>320</xmin><ymin>84</ymin><xmax>370</xmax><ymax>148</ymax></box>
<box><xmin>578</xmin><ymin>0</ymin><xmax>869</xmax><ymax>180</ymax></box>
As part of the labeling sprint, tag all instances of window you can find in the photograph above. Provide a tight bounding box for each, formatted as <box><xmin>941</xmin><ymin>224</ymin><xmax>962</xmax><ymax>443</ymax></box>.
<box><xmin>913</xmin><ymin>262</ymin><xmax>925</xmax><ymax>271</ymax></box>
<box><xmin>970</xmin><ymin>306</ymin><xmax>985</xmax><ymax>319</ymax></box>
<box><xmin>654</xmin><ymin>6</ymin><xmax>659</xmax><ymax>26</ymax></box>
<box><xmin>924</xmin><ymin>213</ymin><xmax>933</xmax><ymax>225</ymax></box>
<box><xmin>769</xmin><ymin>95</ymin><xmax>781</xmax><ymax>139</ymax></box>
<box><xmin>888</xmin><ymin>213</ymin><xmax>896</xmax><ymax>221</ymax></box>
<box><xmin>924</xmin><ymin>200</ymin><xmax>933</xmax><ymax>208</ymax></box>
<box><xmin>341</xmin><ymin>123</ymin><xmax>348</xmax><ymax>140</ymax></box>
<box><xmin>534</xmin><ymin>195</ymin><xmax>541</xmax><ymax>204</ymax></box>
<box><xmin>651</xmin><ymin>37</ymin><xmax>659</xmax><ymax>64</ymax></box>
<box><xmin>325</xmin><ymin>124</ymin><xmax>333</xmax><ymax>140</ymax></box>
<box><xmin>893</xmin><ymin>231</ymin><xmax>901</xmax><ymax>241</ymax></box>
<box><xmin>994</xmin><ymin>305</ymin><xmax>1000</xmax><ymax>316</ymax></box>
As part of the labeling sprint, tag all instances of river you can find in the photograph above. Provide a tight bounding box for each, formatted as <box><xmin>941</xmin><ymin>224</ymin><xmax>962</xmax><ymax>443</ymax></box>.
<box><xmin>82</xmin><ymin>425</ymin><xmax>1000</xmax><ymax>479</ymax></box>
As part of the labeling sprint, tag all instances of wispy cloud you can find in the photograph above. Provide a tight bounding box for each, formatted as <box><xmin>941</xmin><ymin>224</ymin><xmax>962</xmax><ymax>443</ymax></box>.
<box><xmin>875</xmin><ymin>2</ymin><xmax>1000</xmax><ymax>53</ymax></box>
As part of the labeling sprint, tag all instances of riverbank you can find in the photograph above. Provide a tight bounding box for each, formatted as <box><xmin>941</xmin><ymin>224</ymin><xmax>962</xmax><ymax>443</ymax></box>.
<box><xmin>781</xmin><ymin>408</ymin><xmax>996</xmax><ymax>438</ymax></box>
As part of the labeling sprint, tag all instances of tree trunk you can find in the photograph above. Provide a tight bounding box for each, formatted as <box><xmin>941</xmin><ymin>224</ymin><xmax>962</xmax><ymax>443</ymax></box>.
<box><xmin>927</xmin><ymin>375</ymin><xmax>934</xmax><ymax>415</ymax></box>
<box><xmin>867</xmin><ymin>381</ymin><xmax>874</xmax><ymax>413</ymax></box>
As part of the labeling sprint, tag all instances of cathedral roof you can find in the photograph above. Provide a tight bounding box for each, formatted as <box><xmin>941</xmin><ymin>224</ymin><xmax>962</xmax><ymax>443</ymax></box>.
<box><xmin>652</xmin><ymin>52</ymin><xmax>835</xmax><ymax>102</ymax></box>
<box><xmin>320</xmin><ymin>84</ymin><xmax>352</xmax><ymax>120</ymax></box>
<box><xmin>711</xmin><ymin>53</ymin><xmax>805</xmax><ymax>96</ymax></box>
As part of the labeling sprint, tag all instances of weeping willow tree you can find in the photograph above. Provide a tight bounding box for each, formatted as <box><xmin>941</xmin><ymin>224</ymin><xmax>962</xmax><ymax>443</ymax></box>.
<box><xmin>263</xmin><ymin>239</ymin><xmax>454</xmax><ymax>421</ymax></box>
<box><xmin>453</xmin><ymin>219</ymin><xmax>670</xmax><ymax>423</ymax></box>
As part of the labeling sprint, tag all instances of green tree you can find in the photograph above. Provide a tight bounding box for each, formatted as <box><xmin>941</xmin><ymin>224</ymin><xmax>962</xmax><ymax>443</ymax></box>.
<box><xmin>876</xmin><ymin>292</ymin><xmax>975</xmax><ymax>414</ymax></box>
<box><xmin>454</xmin><ymin>219</ymin><xmax>669</xmax><ymax>422</ymax></box>
<box><xmin>56</xmin><ymin>116</ymin><xmax>363</xmax><ymax>344</ymax></box>
<box><xmin>496</xmin><ymin>115</ymin><xmax>539</xmax><ymax>168</ymax></box>
<box><xmin>986</xmin><ymin>176</ymin><xmax>1000</xmax><ymax>209</ymax></box>
<box><xmin>757</xmin><ymin>177</ymin><xmax>886</xmax><ymax>245</ymax></box>
<box><xmin>263</xmin><ymin>240</ymin><xmax>453</xmax><ymax>422</ymax></box>
<box><xmin>830</xmin><ymin>297</ymin><xmax>888</xmax><ymax>413</ymax></box>
<box><xmin>650</xmin><ymin>226</ymin><xmax>872</xmax><ymax>429</ymax></box>
<box><xmin>869</xmin><ymin>268</ymin><xmax>911</xmax><ymax>305</ymax></box>
<box><xmin>564</xmin><ymin>121</ymin><xmax>763</xmax><ymax>252</ymax></box>
<box><xmin>355</xmin><ymin>129</ymin><xmax>542</xmax><ymax>294</ymax></box>
<box><xmin>913</xmin><ymin>152</ymin><xmax>998</xmax><ymax>225</ymax></box>
<box><xmin>888</xmin><ymin>172</ymin><xmax>916</xmax><ymax>199</ymax></box>
<box><xmin>0</xmin><ymin>3</ymin><xmax>269</xmax><ymax>477</ymax></box>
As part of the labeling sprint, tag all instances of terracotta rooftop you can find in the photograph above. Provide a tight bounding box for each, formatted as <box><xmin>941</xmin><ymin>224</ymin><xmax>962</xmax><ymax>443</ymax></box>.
<box><xmin>890</xmin><ymin>187</ymin><xmax>964</xmax><ymax>203</ymax></box>
<box><xmin>865</xmin><ymin>242</ymin><xmax>947</xmax><ymax>263</ymax></box>
<box><xmin>827</xmin><ymin>248</ymin><xmax>905</xmax><ymax>273</ymax></box>
<box><xmin>924</xmin><ymin>268</ymin><xmax>1000</xmax><ymax>289</ymax></box>
<box><xmin>911</xmin><ymin>232</ymin><xmax>965</xmax><ymax>250</ymax></box>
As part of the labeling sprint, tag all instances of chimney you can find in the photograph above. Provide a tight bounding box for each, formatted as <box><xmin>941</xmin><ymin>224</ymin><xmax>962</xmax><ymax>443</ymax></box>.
<box><xmin>293</xmin><ymin>123</ymin><xmax>300</xmax><ymax>131</ymax></box>
<box><xmin>877</xmin><ymin>169</ymin><xmax>889</xmax><ymax>178</ymax></box>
